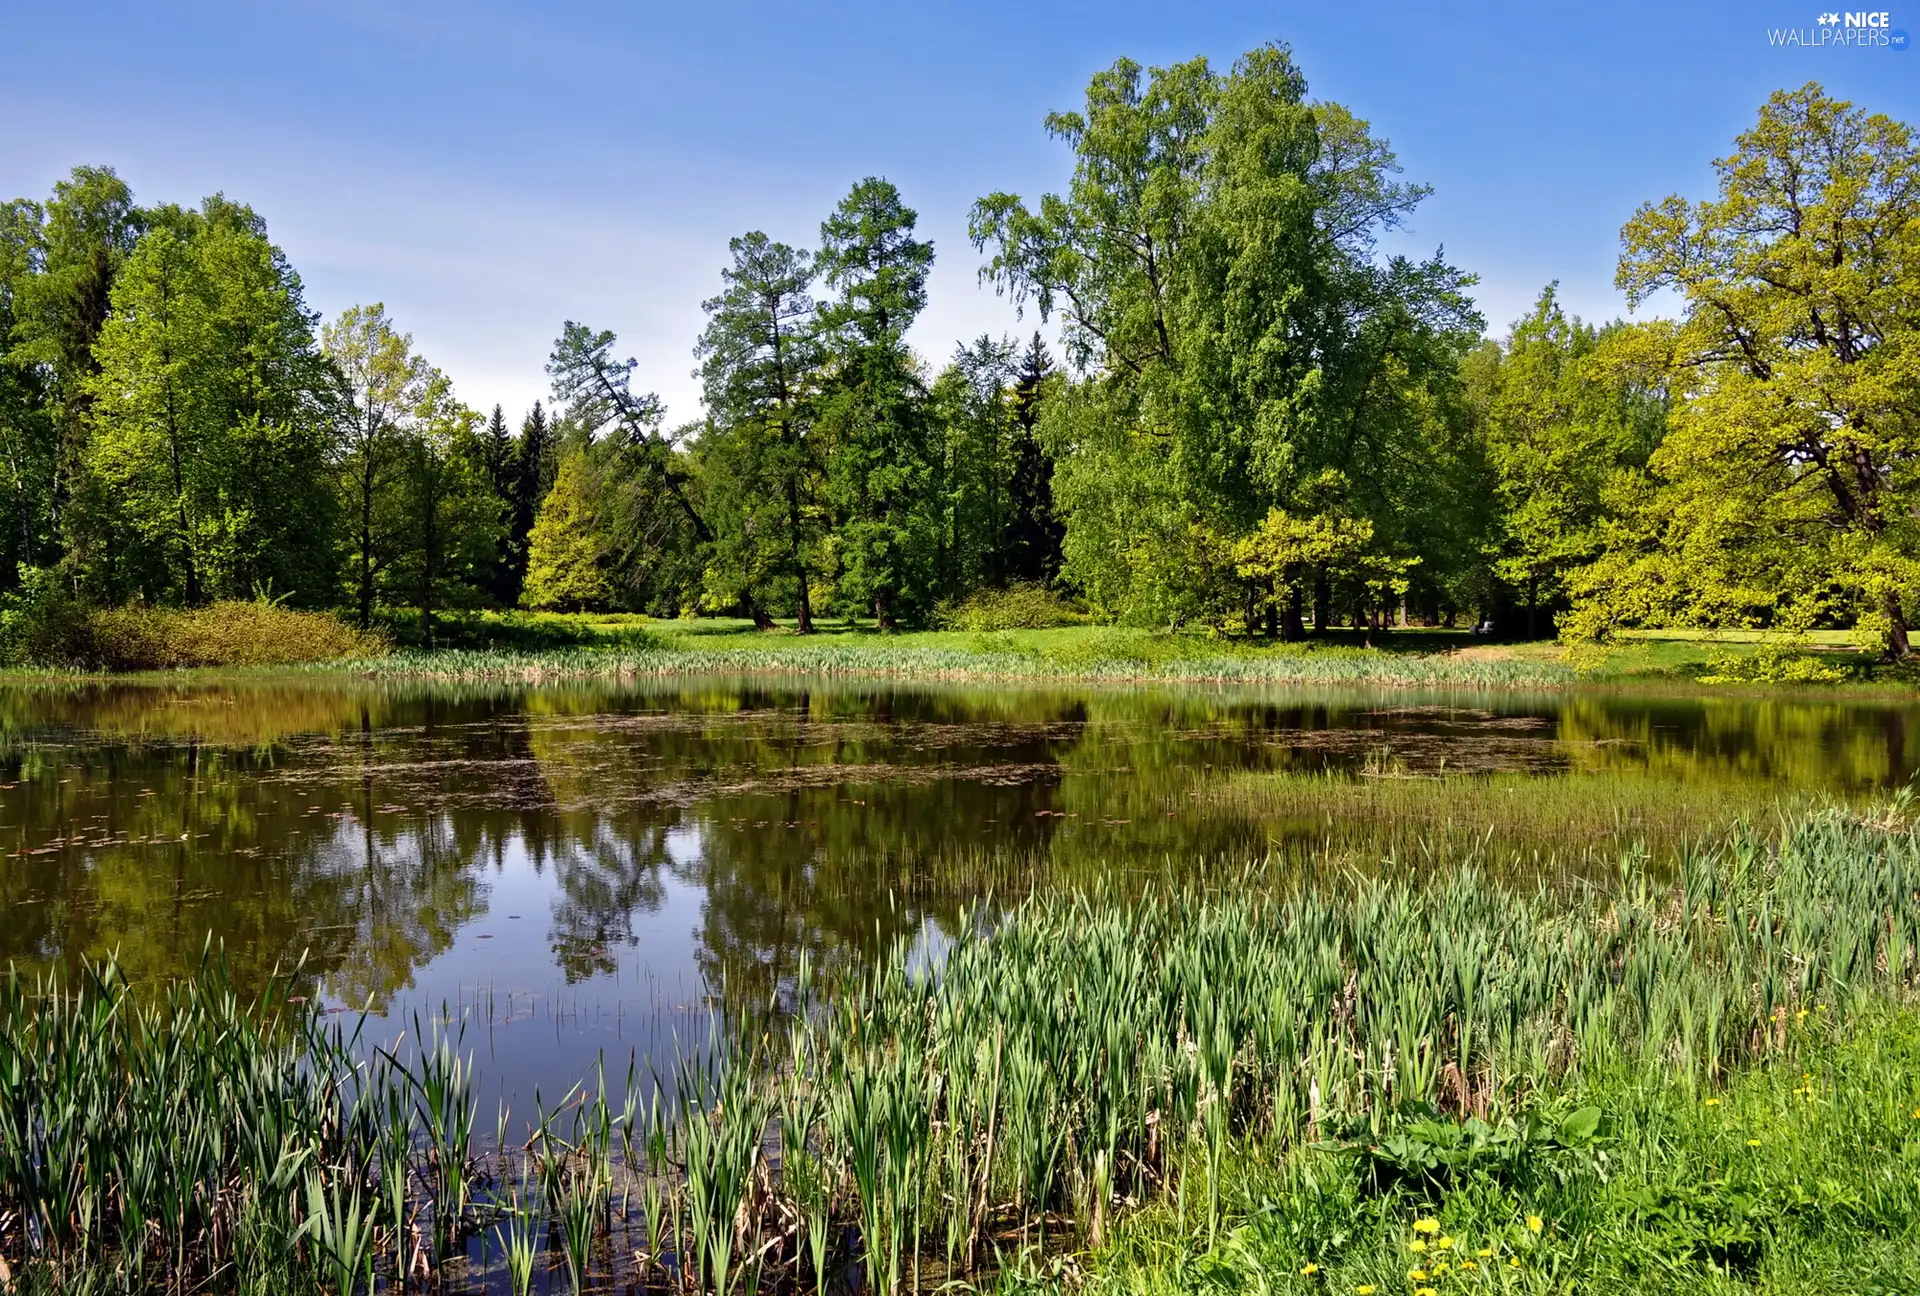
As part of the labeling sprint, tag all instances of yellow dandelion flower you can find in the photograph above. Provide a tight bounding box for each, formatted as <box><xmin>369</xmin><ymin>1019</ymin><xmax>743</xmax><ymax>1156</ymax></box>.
<box><xmin>1299</xmin><ymin>1263</ymin><xmax>1319</xmax><ymax>1276</ymax></box>
<box><xmin>1437</xmin><ymin>1236</ymin><xmax>1454</xmax><ymax>1250</ymax></box>
<box><xmin>1703</xmin><ymin>1097</ymin><xmax>1721</xmax><ymax>1106</ymax></box>
<box><xmin>1408</xmin><ymin>1269</ymin><xmax>1428</xmax><ymax>1281</ymax></box>
<box><xmin>1525</xmin><ymin>1215</ymin><xmax>1543</xmax><ymax>1233</ymax></box>
<box><xmin>1476</xmin><ymin>1248</ymin><xmax>1493</xmax><ymax>1257</ymax></box>
<box><xmin>1413</xmin><ymin>1218</ymin><xmax>1440</xmax><ymax>1234</ymax></box>
<box><xmin>1796</xmin><ymin>1008</ymin><xmax>1809</xmax><ymax>1020</ymax></box>
<box><xmin>1355</xmin><ymin>1288</ymin><xmax>1376</xmax><ymax>1295</ymax></box>
<box><xmin>1408</xmin><ymin>1239</ymin><xmax>1428</xmax><ymax>1254</ymax></box>
<box><xmin>1434</xmin><ymin>1262</ymin><xmax>1450</xmax><ymax>1275</ymax></box>
<box><xmin>1416</xmin><ymin>1289</ymin><xmax>1439</xmax><ymax>1296</ymax></box>
<box><xmin>1461</xmin><ymin>1260</ymin><xmax>1479</xmax><ymax>1271</ymax></box>
<box><xmin>1510</xmin><ymin>1257</ymin><xmax>1522</xmax><ymax>1268</ymax></box>
<box><xmin>1748</xmin><ymin>1138</ymin><xmax>1762</xmax><ymax>1146</ymax></box>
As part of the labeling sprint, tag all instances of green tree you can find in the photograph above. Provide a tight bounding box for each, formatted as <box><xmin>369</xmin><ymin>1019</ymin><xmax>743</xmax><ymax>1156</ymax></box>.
<box><xmin>548</xmin><ymin>323</ymin><xmax>707</xmax><ymax>542</ymax></box>
<box><xmin>0</xmin><ymin>198</ymin><xmax>52</xmax><ymax>586</ymax></box>
<box><xmin>1472</xmin><ymin>286</ymin><xmax>1664</xmax><ymax>637</ymax></box>
<box><xmin>931</xmin><ymin>334</ymin><xmax>1016</xmax><ymax>596</ymax></box>
<box><xmin>522</xmin><ymin>449</ymin><xmax>613</xmax><ymax>611</ymax></box>
<box><xmin>817</xmin><ymin>178</ymin><xmax>941</xmax><ymax>628</ymax></box>
<box><xmin>1579</xmin><ymin>84</ymin><xmax>1920</xmax><ymax>656</ymax></box>
<box><xmin>7</xmin><ymin>167</ymin><xmax>142</xmax><ymax>581</ymax></box>
<box><xmin>510</xmin><ymin>400</ymin><xmax>556</xmax><ymax>591</ymax></box>
<box><xmin>481</xmin><ymin>403</ymin><xmax>519</xmax><ymax>604</ymax></box>
<box><xmin>972</xmin><ymin>45</ymin><xmax>1481</xmax><ymax>633</ymax></box>
<box><xmin>1005</xmin><ymin>331</ymin><xmax>1062</xmax><ymax>583</ymax></box>
<box><xmin>695</xmin><ymin>232</ymin><xmax>825</xmax><ymax>630</ymax></box>
<box><xmin>394</xmin><ymin>393</ymin><xmax>501</xmax><ymax>643</ymax></box>
<box><xmin>83</xmin><ymin>198</ymin><xmax>337</xmax><ymax>605</ymax></box>
<box><xmin>322</xmin><ymin>303</ymin><xmax>436</xmax><ymax>626</ymax></box>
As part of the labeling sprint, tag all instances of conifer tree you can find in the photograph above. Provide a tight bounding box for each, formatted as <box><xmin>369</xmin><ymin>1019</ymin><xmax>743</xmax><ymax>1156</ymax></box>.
<box><xmin>522</xmin><ymin>449</ymin><xmax>612</xmax><ymax>611</ymax></box>
<box><xmin>816</xmin><ymin>177</ymin><xmax>939</xmax><ymax>628</ymax></box>
<box><xmin>1005</xmin><ymin>331</ymin><xmax>1062</xmax><ymax>583</ymax></box>
<box><xmin>510</xmin><ymin>401</ymin><xmax>555</xmax><ymax>592</ymax></box>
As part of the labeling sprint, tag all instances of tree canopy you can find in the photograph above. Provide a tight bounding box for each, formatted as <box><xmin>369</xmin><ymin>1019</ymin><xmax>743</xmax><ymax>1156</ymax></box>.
<box><xmin>9</xmin><ymin>66</ymin><xmax>1920</xmax><ymax>656</ymax></box>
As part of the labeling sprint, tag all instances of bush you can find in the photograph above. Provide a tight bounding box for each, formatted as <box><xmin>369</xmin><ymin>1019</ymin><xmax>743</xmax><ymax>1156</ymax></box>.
<box><xmin>1700</xmin><ymin>641</ymin><xmax>1853</xmax><ymax>685</ymax></box>
<box><xmin>0</xmin><ymin>591</ymin><xmax>388</xmax><ymax>670</ymax></box>
<box><xmin>935</xmin><ymin>582</ymin><xmax>1087</xmax><ymax>631</ymax></box>
<box><xmin>0</xmin><ymin>568</ymin><xmax>98</xmax><ymax>667</ymax></box>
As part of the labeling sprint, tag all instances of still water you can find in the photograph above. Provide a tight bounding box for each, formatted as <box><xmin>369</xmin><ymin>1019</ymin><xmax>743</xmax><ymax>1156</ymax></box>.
<box><xmin>2</xmin><ymin>676</ymin><xmax>1916</xmax><ymax>1099</ymax></box>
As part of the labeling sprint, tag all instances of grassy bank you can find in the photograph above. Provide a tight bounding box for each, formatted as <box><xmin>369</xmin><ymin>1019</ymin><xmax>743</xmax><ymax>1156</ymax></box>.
<box><xmin>5</xmin><ymin>803</ymin><xmax>1919</xmax><ymax>1293</ymax></box>
<box><xmin>3</xmin><ymin>604</ymin><xmax>1906</xmax><ymax>694</ymax></box>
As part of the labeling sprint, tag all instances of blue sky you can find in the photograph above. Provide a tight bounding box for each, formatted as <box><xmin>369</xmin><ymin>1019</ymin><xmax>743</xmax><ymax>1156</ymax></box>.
<box><xmin>3</xmin><ymin>1</ymin><xmax>1915</xmax><ymax>422</ymax></box>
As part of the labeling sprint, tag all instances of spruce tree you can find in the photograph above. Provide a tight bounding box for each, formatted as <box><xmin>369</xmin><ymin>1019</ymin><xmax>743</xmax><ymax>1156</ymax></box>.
<box><xmin>509</xmin><ymin>401</ymin><xmax>554</xmax><ymax>597</ymax></box>
<box><xmin>482</xmin><ymin>403</ymin><xmax>518</xmax><ymax>603</ymax></box>
<box><xmin>1005</xmin><ymin>331</ymin><xmax>1062</xmax><ymax>583</ymax></box>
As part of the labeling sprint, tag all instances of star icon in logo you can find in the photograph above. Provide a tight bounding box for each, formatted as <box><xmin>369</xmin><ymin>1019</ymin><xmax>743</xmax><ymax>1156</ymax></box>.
<box><xmin>1818</xmin><ymin>11</ymin><xmax>1841</xmax><ymax>22</ymax></box>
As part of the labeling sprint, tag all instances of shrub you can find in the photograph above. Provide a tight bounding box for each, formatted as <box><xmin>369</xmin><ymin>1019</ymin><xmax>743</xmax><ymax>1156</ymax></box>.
<box><xmin>935</xmin><ymin>582</ymin><xmax>1087</xmax><ymax>631</ymax></box>
<box><xmin>1</xmin><ymin>595</ymin><xmax>388</xmax><ymax>670</ymax></box>
<box><xmin>0</xmin><ymin>567</ymin><xmax>97</xmax><ymax>667</ymax></box>
<box><xmin>1700</xmin><ymin>641</ymin><xmax>1852</xmax><ymax>685</ymax></box>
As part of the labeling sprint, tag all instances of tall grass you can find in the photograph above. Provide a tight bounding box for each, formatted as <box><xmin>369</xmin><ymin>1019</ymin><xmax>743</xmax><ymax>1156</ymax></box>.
<box><xmin>332</xmin><ymin>633</ymin><xmax>1574</xmax><ymax>691</ymax></box>
<box><xmin>5</xmin><ymin>803</ymin><xmax>1920</xmax><ymax>1291</ymax></box>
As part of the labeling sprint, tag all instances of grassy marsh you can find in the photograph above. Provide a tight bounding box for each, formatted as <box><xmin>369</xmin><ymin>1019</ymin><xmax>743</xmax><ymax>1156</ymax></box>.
<box><xmin>6</xmin><ymin>803</ymin><xmax>1920</xmax><ymax>1293</ymax></box>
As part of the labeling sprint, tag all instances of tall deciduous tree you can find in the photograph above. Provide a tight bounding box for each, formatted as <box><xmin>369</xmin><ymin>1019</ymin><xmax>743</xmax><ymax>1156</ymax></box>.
<box><xmin>8</xmin><ymin>167</ymin><xmax>142</xmax><ymax>579</ymax></box>
<box><xmin>0</xmin><ymin>198</ymin><xmax>51</xmax><ymax>586</ymax></box>
<box><xmin>323</xmin><ymin>303</ymin><xmax>437</xmax><ymax>626</ymax></box>
<box><xmin>84</xmin><ymin>198</ymin><xmax>337</xmax><ymax>605</ymax></box>
<box><xmin>817</xmin><ymin>178</ymin><xmax>940</xmax><ymax>629</ymax></box>
<box><xmin>695</xmin><ymin>233</ymin><xmax>824</xmax><ymax>630</ymax></box>
<box><xmin>971</xmin><ymin>46</ymin><xmax>1481</xmax><ymax>631</ymax></box>
<box><xmin>395</xmin><ymin>392</ymin><xmax>500</xmax><ymax>644</ymax></box>
<box><xmin>1471</xmin><ymin>286</ymin><xmax>1664</xmax><ymax>636</ymax></box>
<box><xmin>1582</xmin><ymin>83</ymin><xmax>1920</xmax><ymax>656</ymax></box>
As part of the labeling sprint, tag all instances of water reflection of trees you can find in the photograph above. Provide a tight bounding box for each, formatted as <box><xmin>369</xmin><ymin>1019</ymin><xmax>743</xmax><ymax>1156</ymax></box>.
<box><xmin>5</xmin><ymin>679</ymin><xmax>1920</xmax><ymax>1023</ymax></box>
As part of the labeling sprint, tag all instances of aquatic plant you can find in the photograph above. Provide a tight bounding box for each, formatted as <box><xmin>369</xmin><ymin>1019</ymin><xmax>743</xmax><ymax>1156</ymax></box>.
<box><xmin>4</xmin><ymin>803</ymin><xmax>1920</xmax><ymax>1291</ymax></box>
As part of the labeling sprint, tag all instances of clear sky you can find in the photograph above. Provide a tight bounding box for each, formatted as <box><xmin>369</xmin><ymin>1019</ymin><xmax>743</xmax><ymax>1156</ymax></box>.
<box><xmin>3</xmin><ymin>1</ymin><xmax>1915</xmax><ymax>424</ymax></box>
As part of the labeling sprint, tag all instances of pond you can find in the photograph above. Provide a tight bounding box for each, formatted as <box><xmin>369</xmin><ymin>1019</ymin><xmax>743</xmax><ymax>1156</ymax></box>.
<box><xmin>2</xmin><ymin>676</ymin><xmax>1916</xmax><ymax>1104</ymax></box>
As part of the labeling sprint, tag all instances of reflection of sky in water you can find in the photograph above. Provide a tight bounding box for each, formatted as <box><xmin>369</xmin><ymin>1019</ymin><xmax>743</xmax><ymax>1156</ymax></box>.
<box><xmin>5</xmin><ymin>676</ymin><xmax>1920</xmax><ymax>1104</ymax></box>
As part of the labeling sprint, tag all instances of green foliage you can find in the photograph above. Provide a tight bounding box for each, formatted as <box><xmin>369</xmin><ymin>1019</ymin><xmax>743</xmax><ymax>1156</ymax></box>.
<box><xmin>322</xmin><ymin>302</ymin><xmax>442</xmax><ymax>626</ymax></box>
<box><xmin>972</xmin><ymin>46</ymin><xmax>1484</xmax><ymax>630</ymax></box>
<box><xmin>1470</xmin><ymin>285</ymin><xmax>1665</xmax><ymax>635</ymax></box>
<box><xmin>82</xmin><ymin>198</ymin><xmax>339</xmax><ymax>607</ymax></box>
<box><xmin>817</xmin><ymin>178</ymin><xmax>942</xmax><ymax>628</ymax></box>
<box><xmin>695</xmin><ymin>233</ymin><xmax>827</xmax><ymax>628</ymax></box>
<box><xmin>522</xmin><ymin>450</ymin><xmax>614</xmax><ymax>611</ymax></box>
<box><xmin>934</xmin><ymin>581</ymin><xmax>1087</xmax><ymax>631</ymax></box>
<box><xmin>0</xmin><ymin>588</ymin><xmax>384</xmax><ymax>669</ymax></box>
<box><xmin>1572</xmin><ymin>85</ymin><xmax>1920</xmax><ymax>658</ymax></box>
<box><xmin>6</xmin><ymin>73</ymin><xmax>1920</xmax><ymax>667</ymax></box>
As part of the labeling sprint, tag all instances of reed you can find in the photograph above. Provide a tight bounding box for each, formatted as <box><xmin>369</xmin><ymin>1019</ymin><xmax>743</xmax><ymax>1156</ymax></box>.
<box><xmin>5</xmin><ymin>802</ymin><xmax>1920</xmax><ymax>1291</ymax></box>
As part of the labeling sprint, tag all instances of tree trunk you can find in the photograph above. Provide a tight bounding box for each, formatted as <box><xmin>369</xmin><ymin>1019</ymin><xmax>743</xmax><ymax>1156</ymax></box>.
<box><xmin>1283</xmin><ymin>584</ymin><xmax>1305</xmax><ymax>642</ymax></box>
<box><xmin>874</xmin><ymin>593</ymin><xmax>896</xmax><ymax>633</ymax></box>
<box><xmin>1884</xmin><ymin>591</ymin><xmax>1911</xmax><ymax>660</ymax></box>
